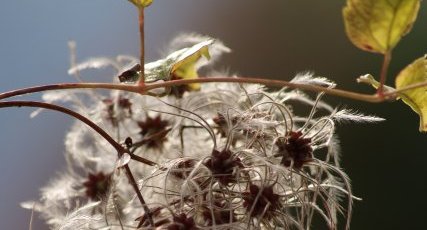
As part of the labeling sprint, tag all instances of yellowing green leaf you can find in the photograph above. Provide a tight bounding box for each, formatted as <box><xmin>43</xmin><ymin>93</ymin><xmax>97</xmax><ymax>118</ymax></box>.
<box><xmin>343</xmin><ymin>0</ymin><xmax>420</xmax><ymax>54</ymax></box>
<box><xmin>395</xmin><ymin>55</ymin><xmax>427</xmax><ymax>131</ymax></box>
<box><xmin>170</xmin><ymin>41</ymin><xmax>211</xmax><ymax>90</ymax></box>
<box><xmin>144</xmin><ymin>40</ymin><xmax>213</xmax><ymax>91</ymax></box>
<box><xmin>128</xmin><ymin>0</ymin><xmax>152</xmax><ymax>8</ymax></box>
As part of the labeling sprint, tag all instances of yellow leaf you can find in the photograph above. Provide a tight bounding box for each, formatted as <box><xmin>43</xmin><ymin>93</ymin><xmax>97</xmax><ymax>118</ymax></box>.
<box><xmin>128</xmin><ymin>0</ymin><xmax>153</xmax><ymax>8</ymax></box>
<box><xmin>395</xmin><ymin>55</ymin><xmax>427</xmax><ymax>131</ymax></box>
<box><xmin>170</xmin><ymin>40</ymin><xmax>211</xmax><ymax>90</ymax></box>
<box><xmin>144</xmin><ymin>40</ymin><xmax>213</xmax><ymax>91</ymax></box>
<box><xmin>343</xmin><ymin>0</ymin><xmax>420</xmax><ymax>54</ymax></box>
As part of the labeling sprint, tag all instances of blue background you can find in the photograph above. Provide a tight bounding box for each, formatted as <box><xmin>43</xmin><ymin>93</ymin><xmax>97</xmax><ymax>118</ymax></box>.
<box><xmin>1</xmin><ymin>1</ymin><xmax>426</xmax><ymax>229</ymax></box>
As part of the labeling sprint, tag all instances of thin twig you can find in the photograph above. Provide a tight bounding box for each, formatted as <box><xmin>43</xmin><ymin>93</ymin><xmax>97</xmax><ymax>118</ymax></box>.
<box><xmin>377</xmin><ymin>51</ymin><xmax>392</xmax><ymax>97</ymax></box>
<box><xmin>383</xmin><ymin>80</ymin><xmax>427</xmax><ymax>98</ymax></box>
<box><xmin>142</xmin><ymin>77</ymin><xmax>383</xmax><ymax>103</ymax></box>
<box><xmin>0</xmin><ymin>100</ymin><xmax>156</xmax><ymax>226</ymax></box>
<box><xmin>123</xmin><ymin>165</ymin><xmax>154</xmax><ymax>226</ymax></box>
<box><xmin>0</xmin><ymin>83</ymin><xmax>139</xmax><ymax>100</ymax></box>
<box><xmin>0</xmin><ymin>77</ymin><xmax>384</xmax><ymax>103</ymax></box>
<box><xmin>0</xmin><ymin>101</ymin><xmax>123</xmax><ymax>153</ymax></box>
<box><xmin>0</xmin><ymin>101</ymin><xmax>157</xmax><ymax>167</ymax></box>
<box><xmin>138</xmin><ymin>7</ymin><xmax>145</xmax><ymax>85</ymax></box>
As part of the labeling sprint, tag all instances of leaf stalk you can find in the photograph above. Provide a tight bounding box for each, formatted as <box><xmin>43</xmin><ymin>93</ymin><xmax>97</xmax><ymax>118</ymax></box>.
<box><xmin>377</xmin><ymin>51</ymin><xmax>392</xmax><ymax>97</ymax></box>
<box><xmin>138</xmin><ymin>7</ymin><xmax>145</xmax><ymax>85</ymax></box>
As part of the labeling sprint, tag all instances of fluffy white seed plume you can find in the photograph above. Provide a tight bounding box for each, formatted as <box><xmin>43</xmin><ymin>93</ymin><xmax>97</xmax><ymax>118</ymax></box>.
<box><xmin>291</xmin><ymin>72</ymin><xmax>336</xmax><ymax>88</ymax></box>
<box><xmin>25</xmin><ymin>34</ymin><xmax>370</xmax><ymax>230</ymax></box>
<box><xmin>57</xmin><ymin>201</ymin><xmax>103</xmax><ymax>230</ymax></box>
<box><xmin>68</xmin><ymin>57</ymin><xmax>121</xmax><ymax>75</ymax></box>
<box><xmin>332</xmin><ymin>109</ymin><xmax>385</xmax><ymax>123</ymax></box>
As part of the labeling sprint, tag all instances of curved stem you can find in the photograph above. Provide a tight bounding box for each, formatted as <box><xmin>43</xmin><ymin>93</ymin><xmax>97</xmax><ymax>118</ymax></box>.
<box><xmin>0</xmin><ymin>83</ymin><xmax>139</xmax><ymax>100</ymax></box>
<box><xmin>0</xmin><ymin>100</ymin><xmax>156</xmax><ymax>166</ymax></box>
<box><xmin>0</xmin><ymin>77</ymin><xmax>383</xmax><ymax>103</ymax></box>
<box><xmin>0</xmin><ymin>100</ymin><xmax>156</xmax><ymax>225</ymax></box>
<box><xmin>0</xmin><ymin>101</ymin><xmax>121</xmax><ymax>152</ymax></box>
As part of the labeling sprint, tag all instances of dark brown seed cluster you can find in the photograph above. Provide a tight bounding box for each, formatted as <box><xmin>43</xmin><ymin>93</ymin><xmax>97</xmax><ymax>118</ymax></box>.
<box><xmin>82</xmin><ymin>172</ymin><xmax>112</xmax><ymax>200</ymax></box>
<box><xmin>204</xmin><ymin>149</ymin><xmax>243</xmax><ymax>186</ymax></box>
<box><xmin>242</xmin><ymin>184</ymin><xmax>280</xmax><ymax>218</ymax></box>
<box><xmin>137</xmin><ymin>115</ymin><xmax>170</xmax><ymax>149</ymax></box>
<box><xmin>276</xmin><ymin>131</ymin><xmax>313</xmax><ymax>169</ymax></box>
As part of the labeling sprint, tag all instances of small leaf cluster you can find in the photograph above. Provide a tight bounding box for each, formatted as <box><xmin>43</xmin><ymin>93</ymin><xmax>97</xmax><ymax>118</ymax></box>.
<box><xmin>344</xmin><ymin>0</ymin><xmax>427</xmax><ymax>131</ymax></box>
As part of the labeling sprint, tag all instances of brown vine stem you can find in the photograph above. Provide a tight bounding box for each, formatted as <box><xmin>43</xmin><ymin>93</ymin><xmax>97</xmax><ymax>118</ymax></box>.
<box><xmin>138</xmin><ymin>6</ymin><xmax>145</xmax><ymax>85</ymax></box>
<box><xmin>0</xmin><ymin>101</ymin><xmax>122</xmax><ymax>153</ymax></box>
<box><xmin>383</xmin><ymin>80</ymin><xmax>427</xmax><ymax>97</ymax></box>
<box><xmin>377</xmin><ymin>51</ymin><xmax>392</xmax><ymax>97</ymax></box>
<box><xmin>0</xmin><ymin>77</ymin><xmax>385</xmax><ymax>103</ymax></box>
<box><xmin>123</xmin><ymin>164</ymin><xmax>154</xmax><ymax>226</ymax></box>
<box><xmin>0</xmin><ymin>83</ymin><xmax>139</xmax><ymax>100</ymax></box>
<box><xmin>0</xmin><ymin>100</ymin><xmax>155</xmax><ymax>226</ymax></box>
<box><xmin>144</xmin><ymin>77</ymin><xmax>383</xmax><ymax>102</ymax></box>
<box><xmin>0</xmin><ymin>101</ymin><xmax>158</xmax><ymax>165</ymax></box>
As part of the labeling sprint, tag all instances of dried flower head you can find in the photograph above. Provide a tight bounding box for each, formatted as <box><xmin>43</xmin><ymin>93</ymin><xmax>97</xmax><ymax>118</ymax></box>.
<box><xmin>276</xmin><ymin>131</ymin><xmax>313</xmax><ymax>169</ymax></box>
<box><xmin>243</xmin><ymin>184</ymin><xmax>280</xmax><ymax>219</ymax></box>
<box><xmin>137</xmin><ymin>115</ymin><xmax>171</xmax><ymax>149</ymax></box>
<box><xmin>204</xmin><ymin>149</ymin><xmax>243</xmax><ymax>185</ymax></box>
<box><xmin>22</xmin><ymin>34</ymin><xmax>385</xmax><ymax>230</ymax></box>
<box><xmin>82</xmin><ymin>172</ymin><xmax>112</xmax><ymax>200</ymax></box>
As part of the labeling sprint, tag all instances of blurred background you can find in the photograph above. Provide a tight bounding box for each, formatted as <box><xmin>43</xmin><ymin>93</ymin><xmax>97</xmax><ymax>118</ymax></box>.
<box><xmin>0</xmin><ymin>0</ymin><xmax>426</xmax><ymax>229</ymax></box>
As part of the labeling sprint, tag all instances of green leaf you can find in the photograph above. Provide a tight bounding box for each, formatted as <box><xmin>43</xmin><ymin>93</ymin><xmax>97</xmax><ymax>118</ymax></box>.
<box><xmin>343</xmin><ymin>0</ymin><xmax>420</xmax><ymax>54</ymax></box>
<box><xmin>395</xmin><ymin>55</ymin><xmax>427</xmax><ymax>131</ymax></box>
<box><xmin>143</xmin><ymin>39</ymin><xmax>213</xmax><ymax>90</ymax></box>
<box><xmin>128</xmin><ymin>0</ymin><xmax>153</xmax><ymax>8</ymax></box>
